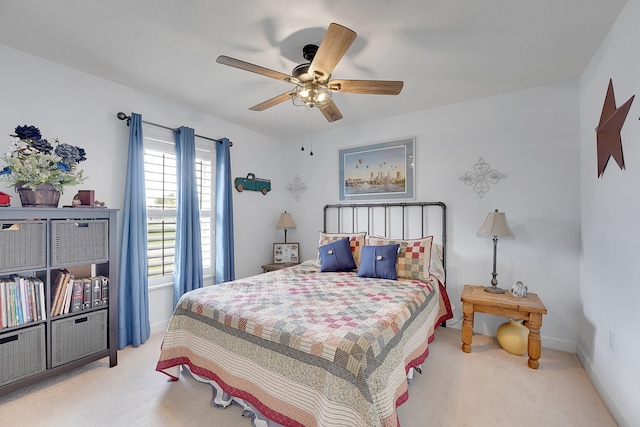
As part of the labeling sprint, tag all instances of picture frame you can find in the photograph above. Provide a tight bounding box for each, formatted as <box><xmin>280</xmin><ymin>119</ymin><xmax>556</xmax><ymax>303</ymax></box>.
<box><xmin>273</xmin><ymin>242</ymin><xmax>300</xmax><ymax>263</ymax></box>
<box><xmin>339</xmin><ymin>137</ymin><xmax>415</xmax><ymax>201</ymax></box>
<box><xmin>76</xmin><ymin>190</ymin><xmax>95</xmax><ymax>208</ymax></box>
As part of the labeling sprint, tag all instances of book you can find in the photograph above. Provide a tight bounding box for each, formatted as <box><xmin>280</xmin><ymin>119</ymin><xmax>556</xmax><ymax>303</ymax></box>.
<box><xmin>57</xmin><ymin>271</ymin><xmax>71</xmax><ymax>316</ymax></box>
<box><xmin>32</xmin><ymin>278</ymin><xmax>42</xmax><ymax>321</ymax></box>
<box><xmin>0</xmin><ymin>280</ymin><xmax>5</xmax><ymax>329</ymax></box>
<box><xmin>99</xmin><ymin>276</ymin><xmax>109</xmax><ymax>306</ymax></box>
<box><xmin>14</xmin><ymin>276</ymin><xmax>24</xmax><ymax>325</ymax></box>
<box><xmin>61</xmin><ymin>274</ymin><xmax>74</xmax><ymax>315</ymax></box>
<box><xmin>51</xmin><ymin>269</ymin><xmax>68</xmax><ymax>317</ymax></box>
<box><xmin>21</xmin><ymin>277</ymin><xmax>31</xmax><ymax>323</ymax></box>
<box><xmin>91</xmin><ymin>277</ymin><xmax>101</xmax><ymax>308</ymax></box>
<box><xmin>8</xmin><ymin>280</ymin><xmax>16</xmax><ymax>327</ymax></box>
<box><xmin>82</xmin><ymin>278</ymin><xmax>92</xmax><ymax>309</ymax></box>
<box><xmin>28</xmin><ymin>278</ymin><xmax>37</xmax><ymax>323</ymax></box>
<box><xmin>70</xmin><ymin>279</ymin><xmax>84</xmax><ymax>312</ymax></box>
<box><xmin>54</xmin><ymin>270</ymin><xmax>71</xmax><ymax>316</ymax></box>
<box><xmin>37</xmin><ymin>278</ymin><xmax>47</xmax><ymax>321</ymax></box>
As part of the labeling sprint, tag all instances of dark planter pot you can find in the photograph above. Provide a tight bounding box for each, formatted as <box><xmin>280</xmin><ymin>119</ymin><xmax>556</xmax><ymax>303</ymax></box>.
<box><xmin>16</xmin><ymin>182</ymin><xmax>61</xmax><ymax>208</ymax></box>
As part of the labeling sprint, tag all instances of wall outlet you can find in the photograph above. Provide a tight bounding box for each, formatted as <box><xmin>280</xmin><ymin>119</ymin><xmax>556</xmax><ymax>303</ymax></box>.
<box><xmin>609</xmin><ymin>330</ymin><xmax>615</xmax><ymax>352</ymax></box>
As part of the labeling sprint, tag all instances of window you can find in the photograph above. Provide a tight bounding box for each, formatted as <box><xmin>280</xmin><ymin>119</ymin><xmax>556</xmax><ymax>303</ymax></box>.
<box><xmin>143</xmin><ymin>128</ymin><xmax>214</xmax><ymax>287</ymax></box>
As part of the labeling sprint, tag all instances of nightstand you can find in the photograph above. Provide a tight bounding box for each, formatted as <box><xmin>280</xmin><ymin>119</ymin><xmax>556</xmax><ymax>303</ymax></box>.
<box><xmin>460</xmin><ymin>284</ymin><xmax>547</xmax><ymax>369</ymax></box>
<box><xmin>261</xmin><ymin>262</ymin><xmax>299</xmax><ymax>273</ymax></box>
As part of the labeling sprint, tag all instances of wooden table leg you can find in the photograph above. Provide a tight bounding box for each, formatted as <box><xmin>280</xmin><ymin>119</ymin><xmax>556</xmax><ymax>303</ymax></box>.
<box><xmin>461</xmin><ymin>301</ymin><xmax>474</xmax><ymax>353</ymax></box>
<box><xmin>525</xmin><ymin>313</ymin><xmax>543</xmax><ymax>369</ymax></box>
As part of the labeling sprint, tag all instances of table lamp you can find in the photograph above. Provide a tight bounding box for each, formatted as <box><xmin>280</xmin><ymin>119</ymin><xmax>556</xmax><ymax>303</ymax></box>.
<box><xmin>477</xmin><ymin>209</ymin><xmax>514</xmax><ymax>293</ymax></box>
<box><xmin>276</xmin><ymin>211</ymin><xmax>296</xmax><ymax>243</ymax></box>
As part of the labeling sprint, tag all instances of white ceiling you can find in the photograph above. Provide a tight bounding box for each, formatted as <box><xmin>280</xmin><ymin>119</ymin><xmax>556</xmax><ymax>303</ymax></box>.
<box><xmin>0</xmin><ymin>0</ymin><xmax>628</xmax><ymax>139</ymax></box>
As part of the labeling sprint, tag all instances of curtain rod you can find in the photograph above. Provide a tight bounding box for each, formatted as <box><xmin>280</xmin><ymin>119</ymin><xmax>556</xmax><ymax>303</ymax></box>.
<box><xmin>116</xmin><ymin>112</ymin><xmax>232</xmax><ymax>146</ymax></box>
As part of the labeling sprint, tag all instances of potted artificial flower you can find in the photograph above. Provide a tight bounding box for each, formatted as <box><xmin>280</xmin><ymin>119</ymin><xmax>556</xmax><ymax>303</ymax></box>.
<box><xmin>0</xmin><ymin>125</ymin><xmax>87</xmax><ymax>207</ymax></box>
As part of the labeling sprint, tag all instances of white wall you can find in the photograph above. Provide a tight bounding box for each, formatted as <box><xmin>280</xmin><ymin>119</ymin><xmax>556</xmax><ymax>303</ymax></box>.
<box><xmin>0</xmin><ymin>44</ymin><xmax>285</xmax><ymax>335</ymax></box>
<box><xmin>4</xmin><ymin>10</ymin><xmax>636</xmax><ymax>422</ymax></box>
<box><xmin>579</xmin><ymin>0</ymin><xmax>640</xmax><ymax>425</ymax></box>
<box><xmin>282</xmin><ymin>81</ymin><xmax>581</xmax><ymax>352</ymax></box>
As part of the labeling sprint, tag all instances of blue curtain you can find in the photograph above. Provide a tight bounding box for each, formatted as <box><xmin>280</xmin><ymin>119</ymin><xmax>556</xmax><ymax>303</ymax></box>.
<box><xmin>215</xmin><ymin>138</ymin><xmax>235</xmax><ymax>283</ymax></box>
<box><xmin>173</xmin><ymin>126</ymin><xmax>203</xmax><ymax>306</ymax></box>
<box><xmin>118</xmin><ymin>112</ymin><xmax>150</xmax><ymax>349</ymax></box>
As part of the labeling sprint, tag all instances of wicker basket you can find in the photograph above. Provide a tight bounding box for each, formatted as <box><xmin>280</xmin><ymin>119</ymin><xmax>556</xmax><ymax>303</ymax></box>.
<box><xmin>0</xmin><ymin>324</ymin><xmax>46</xmax><ymax>386</ymax></box>
<box><xmin>0</xmin><ymin>221</ymin><xmax>47</xmax><ymax>273</ymax></box>
<box><xmin>51</xmin><ymin>310</ymin><xmax>107</xmax><ymax>367</ymax></box>
<box><xmin>51</xmin><ymin>219</ymin><xmax>109</xmax><ymax>266</ymax></box>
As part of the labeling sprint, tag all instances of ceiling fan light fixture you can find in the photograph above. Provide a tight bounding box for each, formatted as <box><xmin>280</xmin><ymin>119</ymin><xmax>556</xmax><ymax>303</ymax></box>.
<box><xmin>292</xmin><ymin>82</ymin><xmax>332</xmax><ymax>110</ymax></box>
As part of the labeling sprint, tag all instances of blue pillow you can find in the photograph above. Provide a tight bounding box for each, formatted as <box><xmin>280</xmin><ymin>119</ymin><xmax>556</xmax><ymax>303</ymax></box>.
<box><xmin>318</xmin><ymin>237</ymin><xmax>357</xmax><ymax>272</ymax></box>
<box><xmin>357</xmin><ymin>244</ymin><xmax>400</xmax><ymax>280</ymax></box>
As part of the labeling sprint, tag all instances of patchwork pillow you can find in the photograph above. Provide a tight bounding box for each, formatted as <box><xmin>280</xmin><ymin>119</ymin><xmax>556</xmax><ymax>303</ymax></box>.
<box><xmin>367</xmin><ymin>235</ymin><xmax>433</xmax><ymax>281</ymax></box>
<box><xmin>357</xmin><ymin>244</ymin><xmax>400</xmax><ymax>280</ymax></box>
<box><xmin>317</xmin><ymin>232</ymin><xmax>366</xmax><ymax>266</ymax></box>
<box><xmin>318</xmin><ymin>237</ymin><xmax>357</xmax><ymax>272</ymax></box>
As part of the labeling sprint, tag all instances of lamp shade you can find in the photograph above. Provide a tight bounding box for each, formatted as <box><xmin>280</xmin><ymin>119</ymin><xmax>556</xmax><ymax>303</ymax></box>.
<box><xmin>477</xmin><ymin>209</ymin><xmax>514</xmax><ymax>238</ymax></box>
<box><xmin>276</xmin><ymin>212</ymin><xmax>296</xmax><ymax>229</ymax></box>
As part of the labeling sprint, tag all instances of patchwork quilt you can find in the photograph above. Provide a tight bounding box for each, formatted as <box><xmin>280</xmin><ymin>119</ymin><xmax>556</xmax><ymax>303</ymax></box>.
<box><xmin>156</xmin><ymin>261</ymin><xmax>452</xmax><ymax>427</ymax></box>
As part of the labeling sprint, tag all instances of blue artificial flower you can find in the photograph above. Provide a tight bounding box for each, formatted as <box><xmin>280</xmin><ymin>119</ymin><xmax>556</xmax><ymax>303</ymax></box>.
<box><xmin>31</xmin><ymin>138</ymin><xmax>53</xmax><ymax>154</ymax></box>
<box><xmin>0</xmin><ymin>166</ymin><xmax>11</xmax><ymax>175</ymax></box>
<box><xmin>54</xmin><ymin>143</ymin><xmax>82</xmax><ymax>164</ymax></box>
<box><xmin>14</xmin><ymin>125</ymin><xmax>42</xmax><ymax>141</ymax></box>
<box><xmin>56</xmin><ymin>162</ymin><xmax>71</xmax><ymax>172</ymax></box>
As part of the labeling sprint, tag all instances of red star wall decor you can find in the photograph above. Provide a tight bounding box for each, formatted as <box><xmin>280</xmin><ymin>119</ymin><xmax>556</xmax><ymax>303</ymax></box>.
<box><xmin>596</xmin><ymin>79</ymin><xmax>635</xmax><ymax>178</ymax></box>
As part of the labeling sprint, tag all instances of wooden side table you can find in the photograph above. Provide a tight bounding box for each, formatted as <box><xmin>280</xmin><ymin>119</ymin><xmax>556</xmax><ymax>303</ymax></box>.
<box><xmin>261</xmin><ymin>262</ymin><xmax>300</xmax><ymax>273</ymax></box>
<box><xmin>461</xmin><ymin>284</ymin><xmax>547</xmax><ymax>369</ymax></box>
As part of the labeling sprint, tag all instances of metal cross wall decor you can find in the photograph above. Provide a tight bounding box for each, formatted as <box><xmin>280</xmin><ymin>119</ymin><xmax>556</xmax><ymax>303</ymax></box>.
<box><xmin>459</xmin><ymin>158</ymin><xmax>505</xmax><ymax>198</ymax></box>
<box><xmin>286</xmin><ymin>175</ymin><xmax>308</xmax><ymax>201</ymax></box>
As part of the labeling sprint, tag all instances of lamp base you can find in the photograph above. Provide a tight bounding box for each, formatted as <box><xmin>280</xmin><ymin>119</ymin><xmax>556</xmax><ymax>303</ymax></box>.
<box><xmin>484</xmin><ymin>285</ymin><xmax>505</xmax><ymax>294</ymax></box>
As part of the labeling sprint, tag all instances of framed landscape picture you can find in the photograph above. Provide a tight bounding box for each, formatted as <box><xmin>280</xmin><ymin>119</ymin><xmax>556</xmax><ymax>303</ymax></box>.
<box><xmin>339</xmin><ymin>137</ymin><xmax>415</xmax><ymax>201</ymax></box>
<box><xmin>273</xmin><ymin>243</ymin><xmax>300</xmax><ymax>263</ymax></box>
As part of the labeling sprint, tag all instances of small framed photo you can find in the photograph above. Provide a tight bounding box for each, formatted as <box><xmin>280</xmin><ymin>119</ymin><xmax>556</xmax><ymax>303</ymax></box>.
<box><xmin>273</xmin><ymin>243</ymin><xmax>299</xmax><ymax>263</ymax></box>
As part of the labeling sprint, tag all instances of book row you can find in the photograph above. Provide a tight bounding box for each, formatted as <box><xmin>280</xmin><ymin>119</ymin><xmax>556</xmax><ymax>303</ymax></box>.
<box><xmin>51</xmin><ymin>270</ymin><xmax>109</xmax><ymax>317</ymax></box>
<box><xmin>0</xmin><ymin>273</ymin><xmax>110</xmax><ymax>330</ymax></box>
<box><xmin>0</xmin><ymin>276</ymin><xmax>47</xmax><ymax>329</ymax></box>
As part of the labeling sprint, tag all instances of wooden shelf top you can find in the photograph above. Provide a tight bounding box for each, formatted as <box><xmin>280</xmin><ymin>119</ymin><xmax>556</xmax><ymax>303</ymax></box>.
<box><xmin>461</xmin><ymin>284</ymin><xmax>547</xmax><ymax>314</ymax></box>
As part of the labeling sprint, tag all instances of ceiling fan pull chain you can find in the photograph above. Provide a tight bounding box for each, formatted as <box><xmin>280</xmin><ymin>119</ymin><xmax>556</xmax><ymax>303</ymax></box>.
<box><xmin>309</xmin><ymin>114</ymin><xmax>314</xmax><ymax>156</ymax></box>
<box><xmin>300</xmin><ymin>110</ymin><xmax>305</xmax><ymax>152</ymax></box>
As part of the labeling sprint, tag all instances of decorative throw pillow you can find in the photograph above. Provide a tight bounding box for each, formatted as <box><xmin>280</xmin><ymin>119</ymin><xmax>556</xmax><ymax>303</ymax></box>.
<box><xmin>317</xmin><ymin>232</ymin><xmax>366</xmax><ymax>266</ymax></box>
<box><xmin>318</xmin><ymin>237</ymin><xmax>357</xmax><ymax>272</ymax></box>
<box><xmin>357</xmin><ymin>244</ymin><xmax>400</xmax><ymax>280</ymax></box>
<box><xmin>430</xmin><ymin>242</ymin><xmax>445</xmax><ymax>284</ymax></box>
<box><xmin>367</xmin><ymin>235</ymin><xmax>433</xmax><ymax>281</ymax></box>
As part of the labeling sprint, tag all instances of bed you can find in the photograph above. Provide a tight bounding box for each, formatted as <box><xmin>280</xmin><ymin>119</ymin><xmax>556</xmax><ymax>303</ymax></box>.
<box><xmin>156</xmin><ymin>202</ymin><xmax>453</xmax><ymax>427</ymax></box>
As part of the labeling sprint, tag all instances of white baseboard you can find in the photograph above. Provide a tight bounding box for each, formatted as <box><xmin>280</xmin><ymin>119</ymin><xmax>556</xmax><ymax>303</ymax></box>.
<box><xmin>577</xmin><ymin>343</ymin><xmax>632</xmax><ymax>427</ymax></box>
<box><xmin>541</xmin><ymin>336</ymin><xmax>577</xmax><ymax>353</ymax></box>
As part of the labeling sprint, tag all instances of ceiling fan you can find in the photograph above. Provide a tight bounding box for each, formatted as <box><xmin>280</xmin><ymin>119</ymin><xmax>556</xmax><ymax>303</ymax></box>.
<box><xmin>216</xmin><ymin>23</ymin><xmax>403</xmax><ymax>122</ymax></box>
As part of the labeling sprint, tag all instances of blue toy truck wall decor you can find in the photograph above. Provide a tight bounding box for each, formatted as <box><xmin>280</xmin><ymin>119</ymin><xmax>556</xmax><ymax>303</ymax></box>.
<box><xmin>234</xmin><ymin>173</ymin><xmax>271</xmax><ymax>195</ymax></box>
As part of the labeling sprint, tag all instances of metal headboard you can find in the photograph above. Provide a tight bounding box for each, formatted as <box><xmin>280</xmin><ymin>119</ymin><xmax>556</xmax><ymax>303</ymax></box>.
<box><xmin>323</xmin><ymin>201</ymin><xmax>447</xmax><ymax>287</ymax></box>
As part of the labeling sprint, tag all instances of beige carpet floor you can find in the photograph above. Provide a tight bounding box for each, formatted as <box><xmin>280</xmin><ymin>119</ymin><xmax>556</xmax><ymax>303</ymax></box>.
<box><xmin>0</xmin><ymin>326</ymin><xmax>617</xmax><ymax>426</ymax></box>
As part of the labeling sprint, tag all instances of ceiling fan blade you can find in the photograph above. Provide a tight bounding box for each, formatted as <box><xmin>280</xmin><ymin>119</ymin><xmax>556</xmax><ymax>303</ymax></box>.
<box><xmin>319</xmin><ymin>100</ymin><xmax>343</xmax><ymax>122</ymax></box>
<box><xmin>217</xmin><ymin>55</ymin><xmax>298</xmax><ymax>84</ymax></box>
<box><xmin>308</xmin><ymin>23</ymin><xmax>357</xmax><ymax>82</ymax></box>
<box><xmin>249</xmin><ymin>91</ymin><xmax>294</xmax><ymax>111</ymax></box>
<box><xmin>328</xmin><ymin>79</ymin><xmax>404</xmax><ymax>95</ymax></box>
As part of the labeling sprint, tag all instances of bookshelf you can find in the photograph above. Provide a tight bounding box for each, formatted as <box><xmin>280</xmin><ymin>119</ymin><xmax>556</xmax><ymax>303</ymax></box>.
<box><xmin>0</xmin><ymin>208</ymin><xmax>118</xmax><ymax>395</ymax></box>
